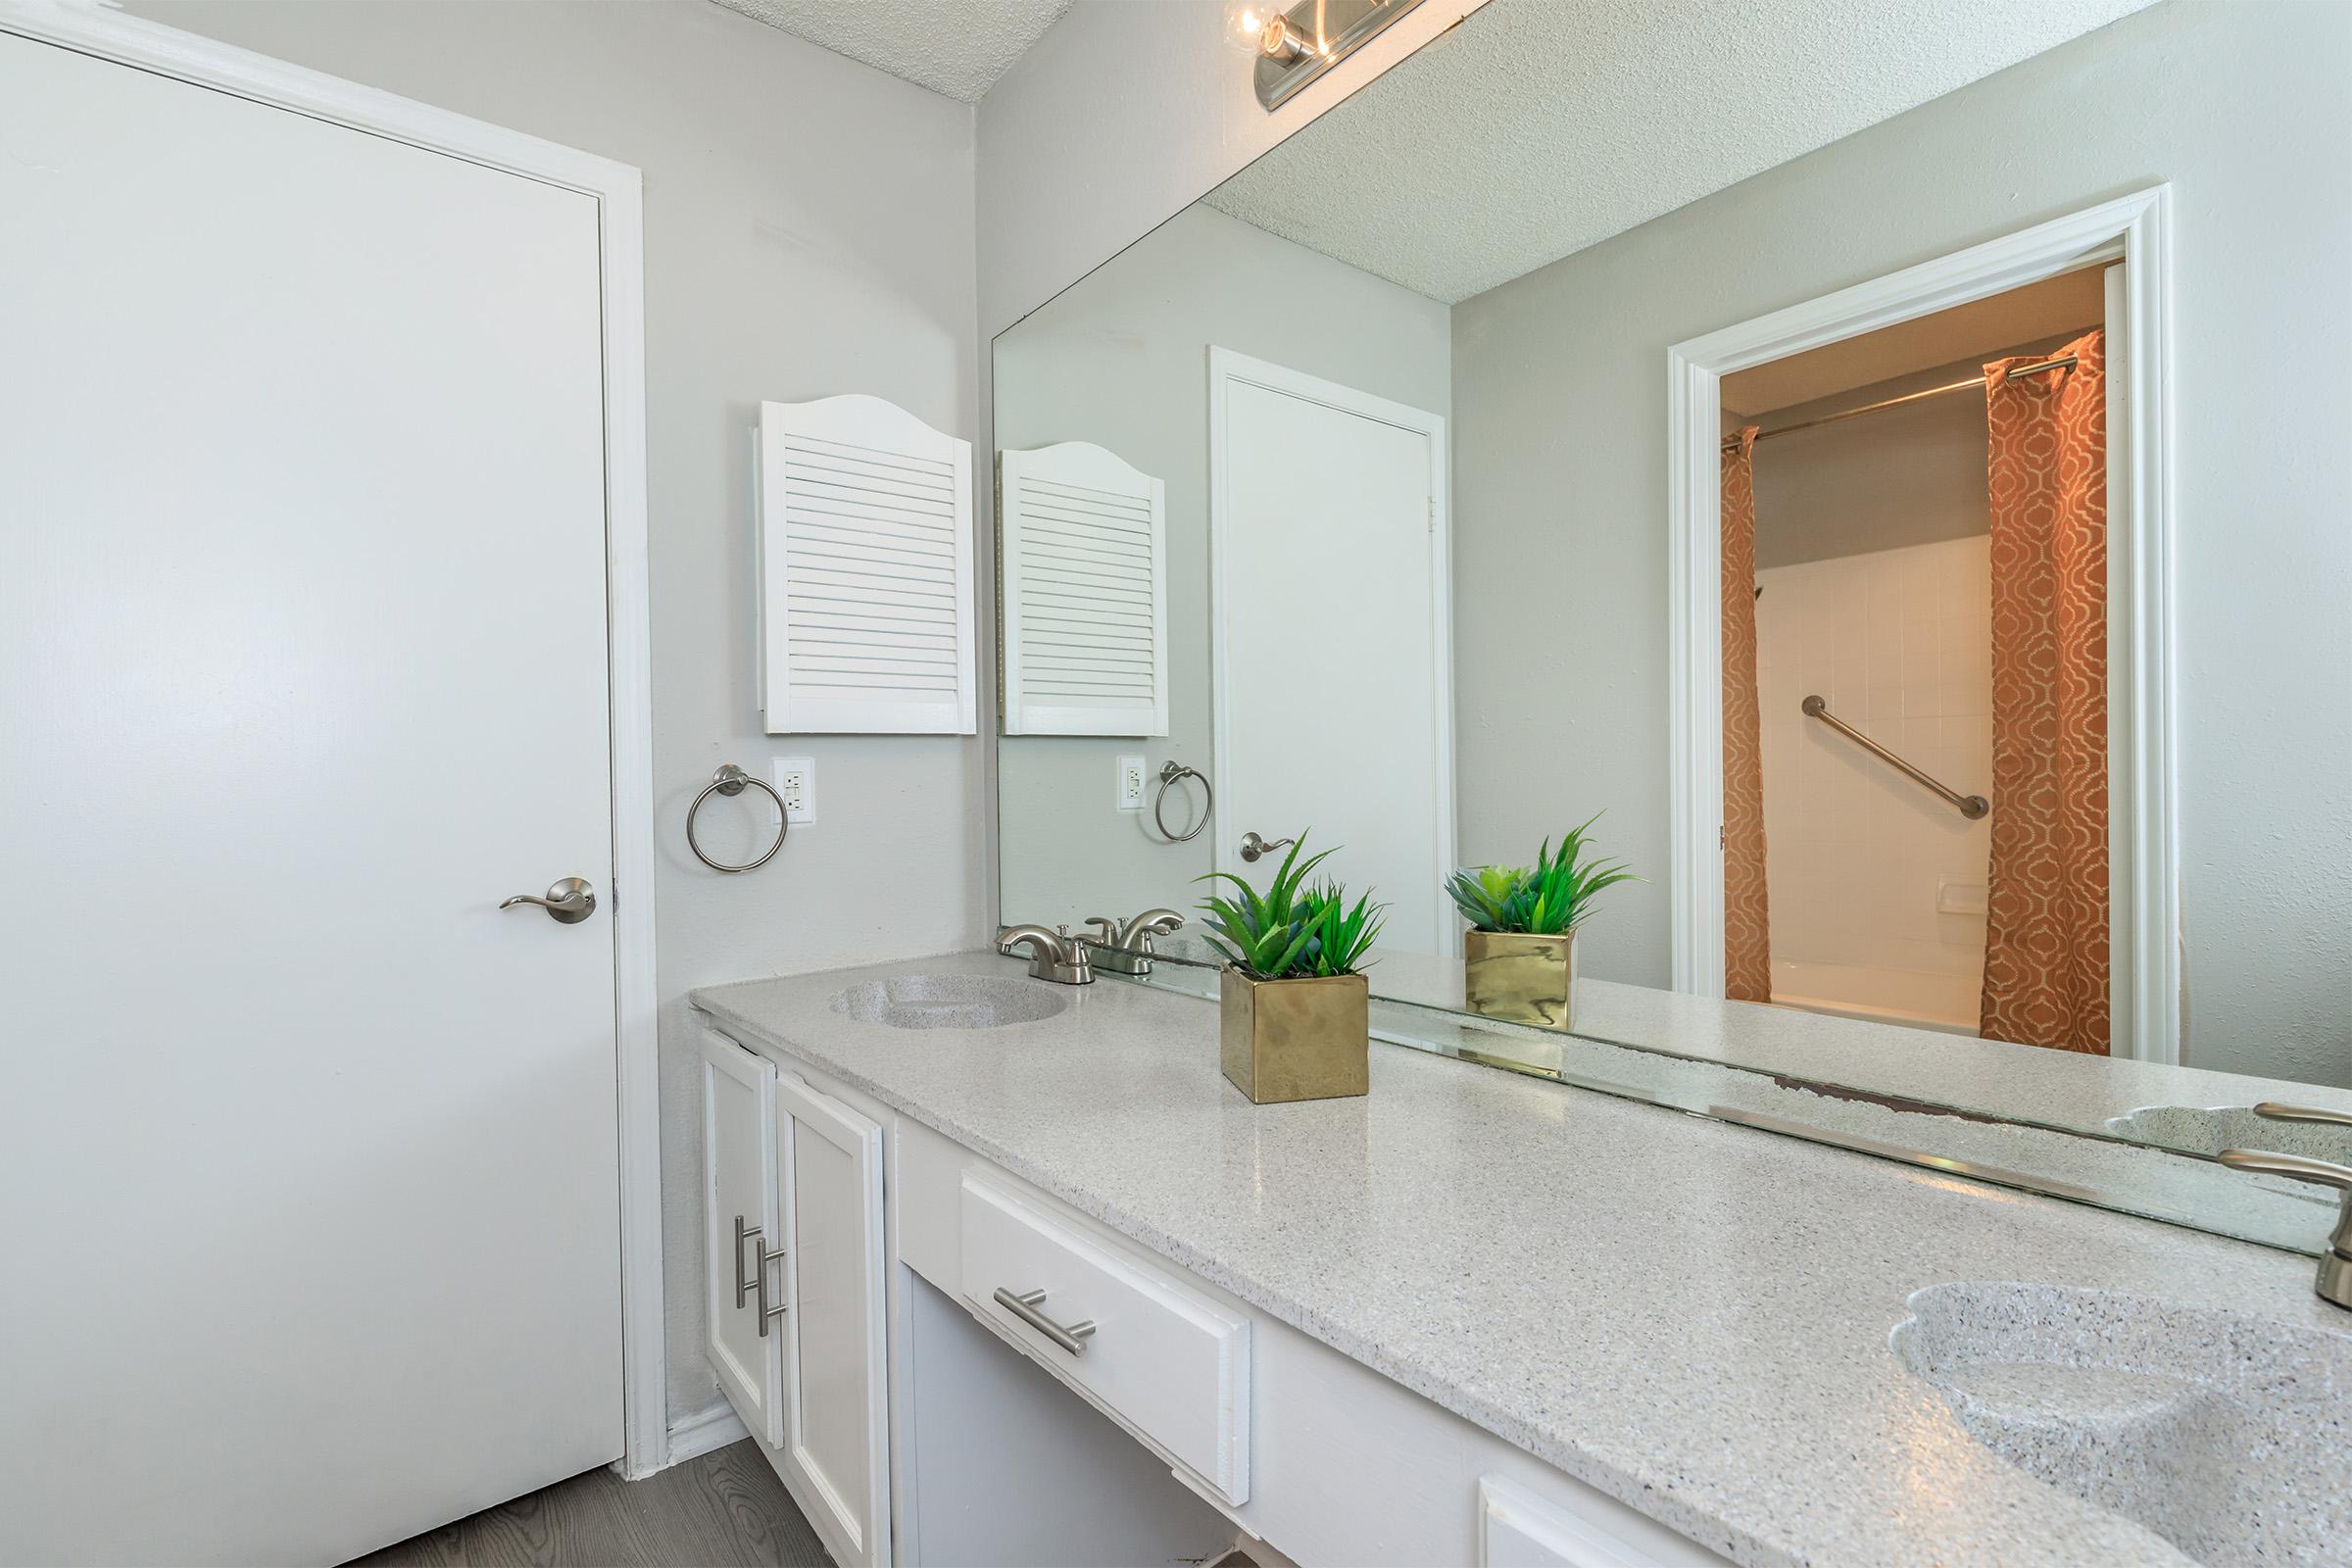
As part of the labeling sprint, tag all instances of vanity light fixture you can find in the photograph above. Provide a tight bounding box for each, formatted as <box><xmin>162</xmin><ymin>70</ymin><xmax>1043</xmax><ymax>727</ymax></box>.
<box><xmin>1249</xmin><ymin>0</ymin><xmax>1425</xmax><ymax>111</ymax></box>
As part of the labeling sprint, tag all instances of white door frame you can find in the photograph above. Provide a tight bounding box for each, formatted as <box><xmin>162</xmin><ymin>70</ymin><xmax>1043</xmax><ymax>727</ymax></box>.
<box><xmin>1207</xmin><ymin>346</ymin><xmax>1457</xmax><ymax>951</ymax></box>
<box><xmin>1664</xmin><ymin>187</ymin><xmax>2179</xmax><ymax>1065</ymax></box>
<box><xmin>1</xmin><ymin>2</ymin><xmax>670</xmax><ymax>1472</ymax></box>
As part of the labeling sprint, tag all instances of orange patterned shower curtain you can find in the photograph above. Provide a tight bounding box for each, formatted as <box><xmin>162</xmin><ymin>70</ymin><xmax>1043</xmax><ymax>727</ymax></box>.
<box><xmin>1980</xmin><ymin>329</ymin><xmax>2109</xmax><ymax>1052</ymax></box>
<box><xmin>1721</xmin><ymin>425</ymin><xmax>1772</xmax><ymax>1003</ymax></box>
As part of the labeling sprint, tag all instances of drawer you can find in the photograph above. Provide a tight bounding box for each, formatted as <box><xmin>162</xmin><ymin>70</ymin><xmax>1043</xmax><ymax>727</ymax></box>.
<box><xmin>960</xmin><ymin>1175</ymin><xmax>1251</xmax><ymax>1503</ymax></box>
<box><xmin>1477</xmin><ymin>1474</ymin><xmax>1729</xmax><ymax>1567</ymax></box>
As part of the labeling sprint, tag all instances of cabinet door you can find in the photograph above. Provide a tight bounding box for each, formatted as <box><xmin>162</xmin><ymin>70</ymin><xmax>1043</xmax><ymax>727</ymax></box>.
<box><xmin>701</xmin><ymin>1030</ymin><xmax>782</xmax><ymax>1446</ymax></box>
<box><xmin>775</xmin><ymin>1073</ymin><xmax>891</xmax><ymax>1567</ymax></box>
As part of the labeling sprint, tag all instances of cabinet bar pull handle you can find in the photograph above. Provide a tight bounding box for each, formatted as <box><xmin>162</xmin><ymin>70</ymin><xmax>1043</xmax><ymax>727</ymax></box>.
<box><xmin>732</xmin><ymin>1215</ymin><xmax>759</xmax><ymax>1308</ymax></box>
<box><xmin>755</xmin><ymin>1239</ymin><xmax>788</xmax><ymax>1337</ymax></box>
<box><xmin>993</xmin><ymin>1286</ymin><xmax>1097</xmax><ymax>1356</ymax></box>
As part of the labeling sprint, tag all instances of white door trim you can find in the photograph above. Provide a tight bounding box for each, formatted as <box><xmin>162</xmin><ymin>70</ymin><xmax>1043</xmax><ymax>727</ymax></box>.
<box><xmin>1664</xmin><ymin>187</ymin><xmax>2178</xmax><ymax>1065</ymax></box>
<box><xmin>2</xmin><ymin>0</ymin><xmax>670</xmax><ymax>1471</ymax></box>
<box><xmin>1206</xmin><ymin>346</ymin><xmax>1457</xmax><ymax>951</ymax></box>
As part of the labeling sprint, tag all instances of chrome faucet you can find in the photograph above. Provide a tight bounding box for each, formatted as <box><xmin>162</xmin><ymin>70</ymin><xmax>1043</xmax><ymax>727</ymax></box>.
<box><xmin>2221</xmin><ymin>1102</ymin><xmax>2352</xmax><ymax>1309</ymax></box>
<box><xmin>1081</xmin><ymin>908</ymin><xmax>1186</xmax><ymax>976</ymax></box>
<box><xmin>996</xmin><ymin>924</ymin><xmax>1093</xmax><ymax>985</ymax></box>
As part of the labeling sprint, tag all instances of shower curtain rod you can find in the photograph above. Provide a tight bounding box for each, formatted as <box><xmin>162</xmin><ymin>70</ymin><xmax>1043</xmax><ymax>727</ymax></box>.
<box><xmin>1720</xmin><ymin>353</ymin><xmax>2078</xmax><ymax>452</ymax></box>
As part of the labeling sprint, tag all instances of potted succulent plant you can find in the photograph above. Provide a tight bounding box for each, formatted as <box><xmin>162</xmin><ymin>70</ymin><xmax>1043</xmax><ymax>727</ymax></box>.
<box><xmin>1446</xmin><ymin>815</ymin><xmax>1636</xmax><ymax>1031</ymax></box>
<box><xmin>1198</xmin><ymin>833</ymin><xmax>1385</xmax><ymax>1104</ymax></box>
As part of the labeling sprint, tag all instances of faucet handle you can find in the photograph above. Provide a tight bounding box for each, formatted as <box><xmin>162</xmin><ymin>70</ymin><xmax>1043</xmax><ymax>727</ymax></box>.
<box><xmin>2255</xmin><ymin>1101</ymin><xmax>2352</xmax><ymax>1130</ymax></box>
<box><xmin>2220</xmin><ymin>1149</ymin><xmax>2352</xmax><ymax>1191</ymax></box>
<box><xmin>1082</xmin><ymin>916</ymin><xmax>1122</xmax><ymax>947</ymax></box>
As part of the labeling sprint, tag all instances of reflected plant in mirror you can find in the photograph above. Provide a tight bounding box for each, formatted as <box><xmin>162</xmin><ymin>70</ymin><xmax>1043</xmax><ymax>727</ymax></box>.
<box><xmin>1448</xmin><ymin>817</ymin><xmax>1637</xmax><ymax>1032</ymax></box>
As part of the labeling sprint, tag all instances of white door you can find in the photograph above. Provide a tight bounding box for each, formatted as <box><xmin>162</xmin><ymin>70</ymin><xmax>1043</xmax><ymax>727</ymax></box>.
<box><xmin>0</xmin><ymin>31</ymin><xmax>623</xmax><ymax>1566</ymax></box>
<box><xmin>1210</xmin><ymin>349</ymin><xmax>1454</xmax><ymax>955</ymax></box>
<box><xmin>775</xmin><ymin>1075</ymin><xmax>892</xmax><ymax>1568</ymax></box>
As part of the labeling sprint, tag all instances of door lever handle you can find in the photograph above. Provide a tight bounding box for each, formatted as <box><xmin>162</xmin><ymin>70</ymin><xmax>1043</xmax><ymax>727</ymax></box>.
<box><xmin>500</xmin><ymin>876</ymin><xmax>597</xmax><ymax>924</ymax></box>
<box><xmin>1239</xmin><ymin>831</ymin><xmax>1296</xmax><ymax>863</ymax></box>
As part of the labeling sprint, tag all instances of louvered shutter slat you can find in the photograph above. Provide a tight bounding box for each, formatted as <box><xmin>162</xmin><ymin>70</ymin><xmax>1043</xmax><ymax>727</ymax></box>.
<box><xmin>760</xmin><ymin>396</ymin><xmax>975</xmax><ymax>735</ymax></box>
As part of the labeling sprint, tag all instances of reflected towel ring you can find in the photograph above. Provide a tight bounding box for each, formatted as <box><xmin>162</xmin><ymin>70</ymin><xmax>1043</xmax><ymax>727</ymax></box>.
<box><xmin>687</xmin><ymin>763</ymin><xmax>787</xmax><ymax>873</ymax></box>
<box><xmin>1152</xmin><ymin>760</ymin><xmax>1211</xmax><ymax>843</ymax></box>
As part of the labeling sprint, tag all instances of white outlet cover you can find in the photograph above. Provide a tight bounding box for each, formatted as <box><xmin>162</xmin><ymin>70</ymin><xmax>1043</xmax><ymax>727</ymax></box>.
<box><xmin>771</xmin><ymin>757</ymin><xmax>814</xmax><ymax>824</ymax></box>
<box><xmin>1116</xmin><ymin>754</ymin><xmax>1147</xmax><ymax>811</ymax></box>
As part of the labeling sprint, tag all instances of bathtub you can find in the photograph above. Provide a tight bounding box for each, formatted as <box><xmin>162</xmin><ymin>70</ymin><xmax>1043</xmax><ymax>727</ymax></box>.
<box><xmin>1768</xmin><ymin>958</ymin><xmax>1980</xmax><ymax>1037</ymax></box>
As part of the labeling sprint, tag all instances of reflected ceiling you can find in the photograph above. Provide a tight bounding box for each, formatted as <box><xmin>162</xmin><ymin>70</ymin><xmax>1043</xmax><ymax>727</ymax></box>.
<box><xmin>1203</xmin><ymin>0</ymin><xmax>2153</xmax><ymax>303</ymax></box>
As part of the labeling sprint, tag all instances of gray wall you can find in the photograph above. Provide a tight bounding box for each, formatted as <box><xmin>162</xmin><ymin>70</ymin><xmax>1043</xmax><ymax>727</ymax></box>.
<box><xmin>128</xmin><ymin>0</ymin><xmax>986</xmax><ymax>1420</ymax></box>
<box><xmin>1450</xmin><ymin>0</ymin><xmax>2352</xmax><ymax>1083</ymax></box>
<box><xmin>994</xmin><ymin>207</ymin><xmax>1451</xmax><ymax>931</ymax></box>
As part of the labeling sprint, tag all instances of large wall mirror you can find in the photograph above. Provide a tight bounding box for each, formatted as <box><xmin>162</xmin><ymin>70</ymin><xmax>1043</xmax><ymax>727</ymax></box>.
<box><xmin>992</xmin><ymin>1</ymin><xmax>2352</xmax><ymax>1247</ymax></box>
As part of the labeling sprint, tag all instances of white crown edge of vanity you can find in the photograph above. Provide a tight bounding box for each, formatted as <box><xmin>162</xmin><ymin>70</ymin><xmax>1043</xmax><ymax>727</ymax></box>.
<box><xmin>698</xmin><ymin>1007</ymin><xmax>1732</xmax><ymax>1568</ymax></box>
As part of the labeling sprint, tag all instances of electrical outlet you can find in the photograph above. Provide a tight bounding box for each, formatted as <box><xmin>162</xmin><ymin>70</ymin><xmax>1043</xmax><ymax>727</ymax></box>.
<box><xmin>1116</xmin><ymin>755</ymin><xmax>1147</xmax><ymax>811</ymax></box>
<box><xmin>771</xmin><ymin>758</ymin><xmax>814</xmax><ymax>824</ymax></box>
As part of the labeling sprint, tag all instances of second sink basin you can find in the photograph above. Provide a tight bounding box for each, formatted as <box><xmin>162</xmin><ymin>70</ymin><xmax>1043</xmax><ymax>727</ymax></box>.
<box><xmin>831</xmin><ymin>972</ymin><xmax>1068</xmax><ymax>1030</ymax></box>
<box><xmin>1892</xmin><ymin>1281</ymin><xmax>2352</xmax><ymax>1566</ymax></box>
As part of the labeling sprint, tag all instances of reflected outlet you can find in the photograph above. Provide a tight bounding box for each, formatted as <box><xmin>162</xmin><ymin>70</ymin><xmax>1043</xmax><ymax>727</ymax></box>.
<box><xmin>1116</xmin><ymin>755</ymin><xmax>1147</xmax><ymax>811</ymax></box>
<box><xmin>772</xmin><ymin>758</ymin><xmax>814</xmax><ymax>824</ymax></box>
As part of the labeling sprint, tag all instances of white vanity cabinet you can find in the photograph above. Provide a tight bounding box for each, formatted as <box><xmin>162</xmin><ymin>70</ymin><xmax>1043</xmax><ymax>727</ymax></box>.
<box><xmin>892</xmin><ymin>1112</ymin><xmax>1731</xmax><ymax>1568</ymax></box>
<box><xmin>698</xmin><ymin>1028</ymin><xmax>892</xmax><ymax>1567</ymax></box>
<box><xmin>700</xmin><ymin>1007</ymin><xmax>1729</xmax><ymax>1568</ymax></box>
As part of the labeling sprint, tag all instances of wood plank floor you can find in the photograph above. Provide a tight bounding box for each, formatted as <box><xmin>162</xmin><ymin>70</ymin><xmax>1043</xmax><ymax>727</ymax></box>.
<box><xmin>347</xmin><ymin>1441</ymin><xmax>832</xmax><ymax>1568</ymax></box>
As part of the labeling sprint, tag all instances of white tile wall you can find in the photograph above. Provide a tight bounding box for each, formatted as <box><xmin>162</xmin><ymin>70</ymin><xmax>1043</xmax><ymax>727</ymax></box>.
<box><xmin>1753</xmin><ymin>535</ymin><xmax>1992</xmax><ymax>1028</ymax></box>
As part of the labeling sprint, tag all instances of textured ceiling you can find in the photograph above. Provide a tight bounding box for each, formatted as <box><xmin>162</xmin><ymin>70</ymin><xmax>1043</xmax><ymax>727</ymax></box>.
<box><xmin>1204</xmin><ymin>0</ymin><xmax>2155</xmax><ymax>303</ymax></box>
<box><xmin>710</xmin><ymin>0</ymin><xmax>1075</xmax><ymax>102</ymax></box>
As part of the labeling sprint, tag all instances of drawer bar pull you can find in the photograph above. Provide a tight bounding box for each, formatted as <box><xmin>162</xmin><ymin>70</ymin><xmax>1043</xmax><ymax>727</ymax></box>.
<box><xmin>994</xmin><ymin>1286</ymin><xmax>1097</xmax><ymax>1356</ymax></box>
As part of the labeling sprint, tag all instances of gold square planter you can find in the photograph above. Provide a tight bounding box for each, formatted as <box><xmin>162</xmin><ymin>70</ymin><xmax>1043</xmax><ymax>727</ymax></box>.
<box><xmin>1219</xmin><ymin>969</ymin><xmax>1369</xmax><ymax>1104</ymax></box>
<box><xmin>1462</xmin><ymin>930</ymin><xmax>1577</xmax><ymax>1031</ymax></box>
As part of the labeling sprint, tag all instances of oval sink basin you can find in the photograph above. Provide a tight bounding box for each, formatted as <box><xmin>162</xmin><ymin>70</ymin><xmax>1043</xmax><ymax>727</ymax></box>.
<box><xmin>1892</xmin><ymin>1282</ymin><xmax>2352</xmax><ymax>1565</ymax></box>
<box><xmin>831</xmin><ymin>973</ymin><xmax>1068</xmax><ymax>1030</ymax></box>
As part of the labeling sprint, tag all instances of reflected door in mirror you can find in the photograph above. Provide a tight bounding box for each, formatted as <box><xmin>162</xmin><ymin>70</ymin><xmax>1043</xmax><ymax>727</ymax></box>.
<box><xmin>1210</xmin><ymin>350</ymin><xmax>1451</xmax><ymax>952</ymax></box>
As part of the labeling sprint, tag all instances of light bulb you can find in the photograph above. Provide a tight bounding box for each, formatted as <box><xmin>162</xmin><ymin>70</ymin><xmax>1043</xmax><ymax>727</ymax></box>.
<box><xmin>1223</xmin><ymin>0</ymin><xmax>1271</xmax><ymax>53</ymax></box>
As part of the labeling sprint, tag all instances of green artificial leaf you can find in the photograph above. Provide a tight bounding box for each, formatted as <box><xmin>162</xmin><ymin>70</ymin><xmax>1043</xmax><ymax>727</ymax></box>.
<box><xmin>1193</xmin><ymin>831</ymin><xmax>1388</xmax><ymax>979</ymax></box>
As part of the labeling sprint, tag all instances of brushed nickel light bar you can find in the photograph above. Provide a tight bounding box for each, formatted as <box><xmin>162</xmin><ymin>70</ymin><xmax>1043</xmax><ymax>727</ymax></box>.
<box><xmin>1251</xmin><ymin>0</ymin><xmax>1426</xmax><ymax>111</ymax></box>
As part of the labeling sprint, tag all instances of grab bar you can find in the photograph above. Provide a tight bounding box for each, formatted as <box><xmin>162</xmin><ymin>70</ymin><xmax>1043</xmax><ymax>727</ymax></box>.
<box><xmin>1801</xmin><ymin>695</ymin><xmax>1988</xmax><ymax>819</ymax></box>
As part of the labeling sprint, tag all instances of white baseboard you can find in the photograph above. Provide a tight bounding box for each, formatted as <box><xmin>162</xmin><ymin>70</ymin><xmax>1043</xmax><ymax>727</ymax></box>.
<box><xmin>664</xmin><ymin>1398</ymin><xmax>751</xmax><ymax>1468</ymax></box>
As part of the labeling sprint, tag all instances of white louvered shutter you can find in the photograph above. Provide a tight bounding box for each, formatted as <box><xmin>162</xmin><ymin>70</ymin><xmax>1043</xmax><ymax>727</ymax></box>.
<box><xmin>998</xmin><ymin>442</ymin><xmax>1168</xmax><ymax>737</ymax></box>
<box><xmin>759</xmin><ymin>395</ymin><xmax>975</xmax><ymax>735</ymax></box>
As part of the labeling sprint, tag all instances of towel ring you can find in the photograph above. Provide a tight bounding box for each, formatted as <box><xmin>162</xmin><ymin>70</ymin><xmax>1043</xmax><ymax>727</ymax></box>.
<box><xmin>687</xmin><ymin>763</ymin><xmax>787</xmax><ymax>873</ymax></box>
<box><xmin>1152</xmin><ymin>760</ymin><xmax>1211</xmax><ymax>843</ymax></box>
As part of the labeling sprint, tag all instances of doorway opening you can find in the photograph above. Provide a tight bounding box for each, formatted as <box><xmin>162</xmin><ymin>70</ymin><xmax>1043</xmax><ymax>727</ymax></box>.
<box><xmin>1666</xmin><ymin>191</ymin><xmax>2178</xmax><ymax>1064</ymax></box>
<box><xmin>1729</xmin><ymin>268</ymin><xmax>2105</xmax><ymax>1041</ymax></box>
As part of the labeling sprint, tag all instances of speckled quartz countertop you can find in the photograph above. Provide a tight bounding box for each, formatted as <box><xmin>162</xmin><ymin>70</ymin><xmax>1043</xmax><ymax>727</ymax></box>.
<box><xmin>692</xmin><ymin>953</ymin><xmax>2348</xmax><ymax>1568</ymax></box>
